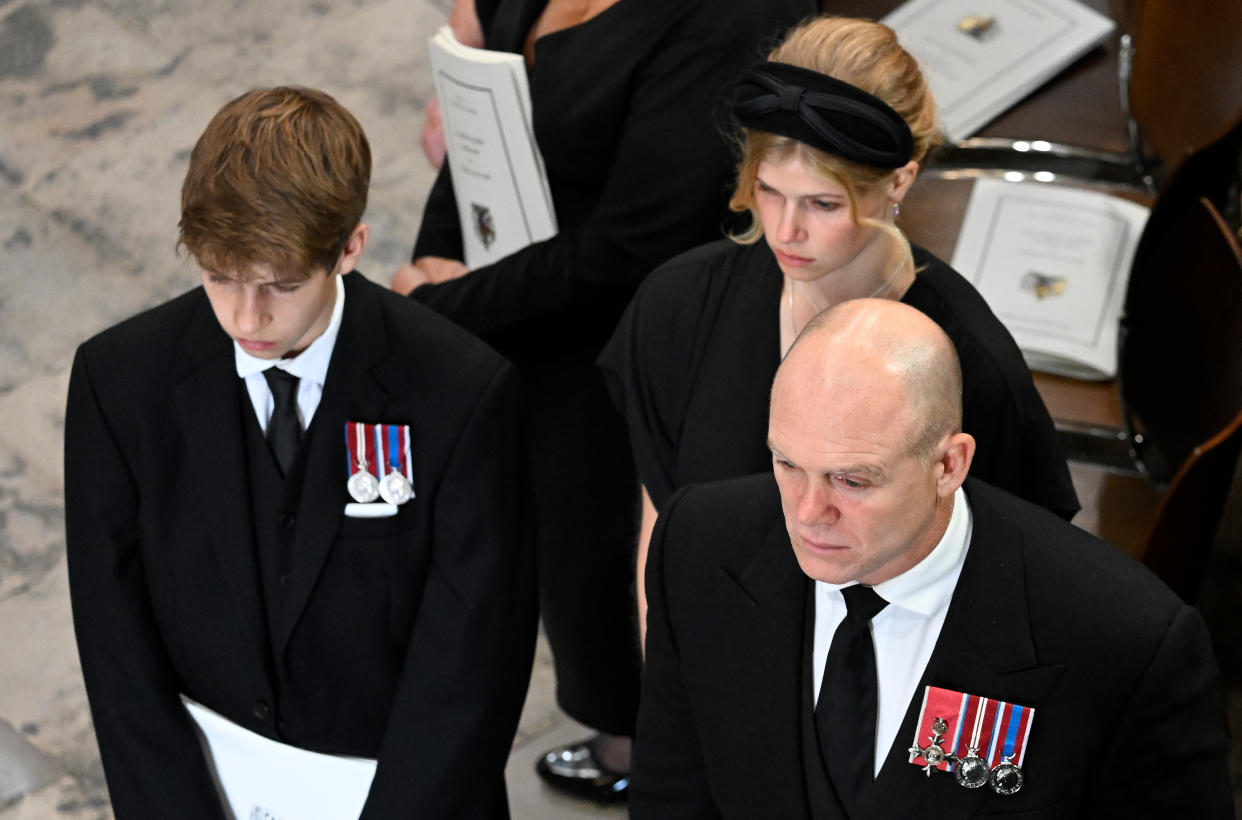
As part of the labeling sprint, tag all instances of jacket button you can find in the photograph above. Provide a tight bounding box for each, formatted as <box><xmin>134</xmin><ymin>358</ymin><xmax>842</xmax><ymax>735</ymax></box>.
<box><xmin>253</xmin><ymin>701</ymin><xmax>270</xmax><ymax>720</ymax></box>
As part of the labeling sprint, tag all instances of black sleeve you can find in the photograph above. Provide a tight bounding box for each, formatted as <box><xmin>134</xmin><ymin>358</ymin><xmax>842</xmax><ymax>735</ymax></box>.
<box><xmin>65</xmin><ymin>347</ymin><xmax>227</xmax><ymax>819</ymax></box>
<box><xmin>957</xmin><ymin>338</ymin><xmax>1081</xmax><ymax>521</ymax></box>
<box><xmin>410</xmin><ymin>34</ymin><xmax>744</xmax><ymax>347</ymax></box>
<box><xmin>598</xmin><ymin>256</ymin><xmax>715</xmax><ymax>508</ymax></box>
<box><xmin>1082</xmin><ymin>604</ymin><xmax>1233</xmax><ymax>817</ymax></box>
<box><xmin>631</xmin><ymin>486</ymin><xmax>723</xmax><ymax>819</ymax></box>
<box><xmin>360</xmin><ymin>362</ymin><xmax>537</xmax><ymax>817</ymax></box>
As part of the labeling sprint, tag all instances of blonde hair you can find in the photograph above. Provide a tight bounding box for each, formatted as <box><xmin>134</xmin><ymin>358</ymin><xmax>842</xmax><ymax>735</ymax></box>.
<box><xmin>728</xmin><ymin>17</ymin><xmax>940</xmax><ymax>261</ymax></box>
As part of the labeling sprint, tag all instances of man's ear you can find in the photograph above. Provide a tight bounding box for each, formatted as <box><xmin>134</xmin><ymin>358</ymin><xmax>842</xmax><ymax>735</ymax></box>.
<box><xmin>335</xmin><ymin>223</ymin><xmax>370</xmax><ymax>274</ymax></box>
<box><xmin>934</xmin><ymin>432</ymin><xmax>975</xmax><ymax>497</ymax></box>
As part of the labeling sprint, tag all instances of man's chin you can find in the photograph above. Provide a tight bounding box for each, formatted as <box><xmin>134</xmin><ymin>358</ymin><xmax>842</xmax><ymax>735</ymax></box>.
<box><xmin>792</xmin><ymin>546</ymin><xmax>857</xmax><ymax>586</ymax></box>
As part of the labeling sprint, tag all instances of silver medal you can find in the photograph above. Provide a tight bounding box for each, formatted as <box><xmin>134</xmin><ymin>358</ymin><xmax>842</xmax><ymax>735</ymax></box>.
<box><xmin>348</xmin><ymin>469</ymin><xmax>380</xmax><ymax>503</ymax></box>
<box><xmin>379</xmin><ymin>471</ymin><xmax>414</xmax><ymax>505</ymax></box>
<box><xmin>907</xmin><ymin>717</ymin><xmax>957</xmax><ymax>777</ymax></box>
<box><xmin>955</xmin><ymin>748</ymin><xmax>990</xmax><ymax>789</ymax></box>
<box><xmin>989</xmin><ymin>755</ymin><xmax>1024</xmax><ymax>796</ymax></box>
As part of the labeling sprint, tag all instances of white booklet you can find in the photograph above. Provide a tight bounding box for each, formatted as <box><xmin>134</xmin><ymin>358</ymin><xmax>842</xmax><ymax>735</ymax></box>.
<box><xmin>950</xmin><ymin>178</ymin><xmax>1149</xmax><ymax>380</ymax></box>
<box><xmin>183</xmin><ymin>696</ymin><xmax>377</xmax><ymax>820</ymax></box>
<box><xmin>883</xmin><ymin>0</ymin><xmax>1115</xmax><ymax>141</ymax></box>
<box><xmin>428</xmin><ymin>26</ymin><xmax>557</xmax><ymax>268</ymax></box>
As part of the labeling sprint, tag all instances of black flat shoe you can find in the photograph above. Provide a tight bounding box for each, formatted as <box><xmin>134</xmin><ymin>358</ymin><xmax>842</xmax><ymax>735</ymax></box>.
<box><xmin>535</xmin><ymin>739</ymin><xmax>630</xmax><ymax>803</ymax></box>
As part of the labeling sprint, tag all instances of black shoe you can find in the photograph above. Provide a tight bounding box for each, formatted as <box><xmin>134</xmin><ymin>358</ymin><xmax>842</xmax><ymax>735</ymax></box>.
<box><xmin>535</xmin><ymin>739</ymin><xmax>630</xmax><ymax>803</ymax></box>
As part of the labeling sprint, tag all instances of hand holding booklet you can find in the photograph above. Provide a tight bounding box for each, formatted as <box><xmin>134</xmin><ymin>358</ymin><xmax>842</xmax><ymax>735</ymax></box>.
<box><xmin>427</xmin><ymin>27</ymin><xmax>557</xmax><ymax>269</ymax></box>
<box><xmin>951</xmin><ymin>179</ymin><xmax>1149</xmax><ymax>380</ymax></box>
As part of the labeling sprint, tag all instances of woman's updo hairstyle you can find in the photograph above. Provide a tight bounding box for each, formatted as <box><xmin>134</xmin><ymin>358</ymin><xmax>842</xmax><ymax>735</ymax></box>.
<box><xmin>729</xmin><ymin>16</ymin><xmax>940</xmax><ymax>244</ymax></box>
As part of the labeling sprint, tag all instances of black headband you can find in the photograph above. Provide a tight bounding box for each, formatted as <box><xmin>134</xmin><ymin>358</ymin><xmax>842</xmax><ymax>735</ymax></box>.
<box><xmin>733</xmin><ymin>62</ymin><xmax>914</xmax><ymax>169</ymax></box>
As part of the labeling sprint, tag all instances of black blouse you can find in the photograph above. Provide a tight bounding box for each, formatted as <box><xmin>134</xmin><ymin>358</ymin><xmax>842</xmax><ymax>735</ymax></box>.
<box><xmin>599</xmin><ymin>239</ymin><xmax>1081</xmax><ymax>520</ymax></box>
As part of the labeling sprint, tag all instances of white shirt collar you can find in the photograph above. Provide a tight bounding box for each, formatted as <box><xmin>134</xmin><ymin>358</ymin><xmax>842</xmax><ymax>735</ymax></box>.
<box><xmin>818</xmin><ymin>486</ymin><xmax>972</xmax><ymax>616</ymax></box>
<box><xmin>233</xmin><ymin>274</ymin><xmax>345</xmax><ymax>387</ymax></box>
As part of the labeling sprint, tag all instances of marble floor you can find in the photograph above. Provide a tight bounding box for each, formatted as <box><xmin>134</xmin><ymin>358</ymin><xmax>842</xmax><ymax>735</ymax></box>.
<box><xmin>1</xmin><ymin>0</ymin><xmax>1240</xmax><ymax>817</ymax></box>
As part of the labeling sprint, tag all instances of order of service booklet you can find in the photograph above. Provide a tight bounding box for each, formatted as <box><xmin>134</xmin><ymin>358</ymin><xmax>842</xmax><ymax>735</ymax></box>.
<box><xmin>883</xmin><ymin>0</ymin><xmax>1115</xmax><ymax>141</ymax></box>
<box><xmin>950</xmin><ymin>178</ymin><xmax>1150</xmax><ymax>380</ymax></box>
<box><xmin>427</xmin><ymin>26</ymin><xmax>557</xmax><ymax>269</ymax></box>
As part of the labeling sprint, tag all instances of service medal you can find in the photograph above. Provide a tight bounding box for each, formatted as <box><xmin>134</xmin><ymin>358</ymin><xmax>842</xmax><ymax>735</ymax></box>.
<box><xmin>955</xmin><ymin>749</ymin><xmax>990</xmax><ymax>789</ymax></box>
<box><xmin>907</xmin><ymin>716</ymin><xmax>956</xmax><ymax>777</ymax></box>
<box><xmin>990</xmin><ymin>755</ymin><xmax>1024</xmax><ymax>796</ymax></box>
<box><xmin>380</xmin><ymin>471</ymin><xmax>414</xmax><ymax>505</ymax></box>
<box><xmin>908</xmin><ymin>686</ymin><xmax>1035</xmax><ymax>792</ymax></box>
<box><xmin>348</xmin><ymin>470</ymin><xmax>380</xmax><ymax>503</ymax></box>
<box><xmin>954</xmin><ymin>696</ymin><xmax>991</xmax><ymax>789</ymax></box>
<box><xmin>345</xmin><ymin>422</ymin><xmax>381</xmax><ymax>502</ymax></box>
<box><xmin>374</xmin><ymin>423</ymin><xmax>416</xmax><ymax>506</ymax></box>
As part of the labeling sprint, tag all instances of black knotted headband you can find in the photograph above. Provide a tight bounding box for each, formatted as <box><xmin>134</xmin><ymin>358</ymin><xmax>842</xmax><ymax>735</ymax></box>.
<box><xmin>733</xmin><ymin>62</ymin><xmax>914</xmax><ymax>169</ymax></box>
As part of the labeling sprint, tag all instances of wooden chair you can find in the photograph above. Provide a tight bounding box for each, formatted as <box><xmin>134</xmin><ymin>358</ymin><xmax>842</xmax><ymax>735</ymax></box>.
<box><xmin>1112</xmin><ymin>195</ymin><xmax>1242</xmax><ymax>482</ymax></box>
<box><xmin>903</xmin><ymin>119</ymin><xmax>1242</xmax><ymax>480</ymax></box>
<box><xmin>1141</xmin><ymin>408</ymin><xmax>1242</xmax><ymax>603</ymax></box>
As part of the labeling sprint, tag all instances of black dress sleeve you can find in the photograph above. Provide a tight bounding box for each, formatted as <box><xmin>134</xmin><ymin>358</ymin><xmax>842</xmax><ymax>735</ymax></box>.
<box><xmin>598</xmin><ymin>248</ymin><xmax>723</xmax><ymax>507</ymax></box>
<box><xmin>410</xmin><ymin>33</ymin><xmax>748</xmax><ymax>350</ymax></box>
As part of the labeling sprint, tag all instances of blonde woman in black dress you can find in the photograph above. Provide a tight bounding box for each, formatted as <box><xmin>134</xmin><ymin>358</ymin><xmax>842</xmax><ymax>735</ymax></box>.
<box><xmin>600</xmin><ymin>16</ymin><xmax>1079</xmax><ymax>644</ymax></box>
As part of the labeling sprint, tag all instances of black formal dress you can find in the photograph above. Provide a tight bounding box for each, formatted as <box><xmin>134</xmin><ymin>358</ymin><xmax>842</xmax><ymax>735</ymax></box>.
<box><xmin>411</xmin><ymin>0</ymin><xmax>814</xmax><ymax>734</ymax></box>
<box><xmin>65</xmin><ymin>272</ymin><xmax>537</xmax><ymax>818</ymax></box>
<box><xmin>598</xmin><ymin>239</ymin><xmax>1080</xmax><ymax>519</ymax></box>
<box><xmin>632</xmin><ymin>474</ymin><xmax>1233</xmax><ymax>818</ymax></box>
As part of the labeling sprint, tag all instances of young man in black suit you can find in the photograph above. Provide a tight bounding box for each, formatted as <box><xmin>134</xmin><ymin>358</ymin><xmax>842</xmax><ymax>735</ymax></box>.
<box><xmin>632</xmin><ymin>298</ymin><xmax>1233</xmax><ymax>818</ymax></box>
<box><xmin>65</xmin><ymin>86</ymin><xmax>536</xmax><ymax>818</ymax></box>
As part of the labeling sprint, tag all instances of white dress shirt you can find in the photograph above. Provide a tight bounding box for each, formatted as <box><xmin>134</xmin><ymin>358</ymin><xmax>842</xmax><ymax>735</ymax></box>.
<box><xmin>812</xmin><ymin>487</ymin><xmax>973</xmax><ymax>777</ymax></box>
<box><xmin>234</xmin><ymin>274</ymin><xmax>345</xmax><ymax>432</ymax></box>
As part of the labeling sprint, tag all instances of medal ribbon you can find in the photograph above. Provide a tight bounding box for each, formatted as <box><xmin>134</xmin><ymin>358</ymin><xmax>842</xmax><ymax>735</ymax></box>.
<box><xmin>988</xmin><ymin>703</ymin><xmax>1032</xmax><ymax>767</ymax></box>
<box><xmin>912</xmin><ymin>687</ymin><xmax>1034</xmax><ymax>773</ymax></box>
<box><xmin>372</xmin><ymin>422</ymin><xmax>417</xmax><ymax>479</ymax></box>
<box><xmin>344</xmin><ymin>422</ymin><xmax>377</xmax><ymax>478</ymax></box>
<box><xmin>375</xmin><ymin>425</ymin><xmax>414</xmax><ymax>481</ymax></box>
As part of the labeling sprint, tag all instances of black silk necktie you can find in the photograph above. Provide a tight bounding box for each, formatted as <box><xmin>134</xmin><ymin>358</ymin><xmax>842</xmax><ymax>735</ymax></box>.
<box><xmin>263</xmin><ymin>368</ymin><xmax>302</xmax><ymax>475</ymax></box>
<box><xmin>816</xmin><ymin>584</ymin><xmax>890</xmax><ymax>810</ymax></box>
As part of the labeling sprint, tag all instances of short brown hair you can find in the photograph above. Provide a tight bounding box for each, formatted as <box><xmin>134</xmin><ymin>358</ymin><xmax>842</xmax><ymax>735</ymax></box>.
<box><xmin>729</xmin><ymin>17</ymin><xmax>940</xmax><ymax>244</ymax></box>
<box><xmin>179</xmin><ymin>86</ymin><xmax>371</xmax><ymax>280</ymax></box>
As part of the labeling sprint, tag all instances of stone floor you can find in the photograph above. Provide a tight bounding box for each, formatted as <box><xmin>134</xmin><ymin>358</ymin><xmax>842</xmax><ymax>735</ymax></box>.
<box><xmin>1</xmin><ymin>0</ymin><xmax>1240</xmax><ymax>817</ymax></box>
<box><xmin>0</xmin><ymin>0</ymin><xmax>624</xmax><ymax>816</ymax></box>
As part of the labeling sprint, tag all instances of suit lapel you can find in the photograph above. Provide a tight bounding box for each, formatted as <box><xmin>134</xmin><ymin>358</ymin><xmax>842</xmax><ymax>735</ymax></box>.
<box><xmin>173</xmin><ymin>300</ymin><xmax>270</xmax><ymax>669</ymax></box>
<box><xmin>275</xmin><ymin>273</ymin><xmax>392</xmax><ymax>656</ymax></box>
<box><xmin>727</xmin><ymin>518</ymin><xmax>846</xmax><ymax>820</ymax></box>
<box><xmin>861</xmin><ymin>482</ymin><xmax>1064</xmax><ymax>818</ymax></box>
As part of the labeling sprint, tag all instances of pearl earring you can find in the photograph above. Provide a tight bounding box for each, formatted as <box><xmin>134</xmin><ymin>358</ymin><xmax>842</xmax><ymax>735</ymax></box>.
<box><xmin>890</xmin><ymin>201</ymin><xmax>901</xmax><ymax>219</ymax></box>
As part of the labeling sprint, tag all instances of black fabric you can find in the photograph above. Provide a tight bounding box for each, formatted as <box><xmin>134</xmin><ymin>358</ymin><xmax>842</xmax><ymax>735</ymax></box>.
<box><xmin>631</xmin><ymin>475</ymin><xmax>1234</xmax><ymax>818</ymax></box>
<box><xmin>734</xmin><ymin>62</ymin><xmax>914</xmax><ymax>169</ymax></box>
<box><xmin>598</xmin><ymin>239</ymin><xmax>1081</xmax><ymax>520</ymax></box>
<box><xmin>64</xmin><ymin>272</ymin><xmax>537</xmax><ymax>818</ymax></box>
<box><xmin>262</xmin><ymin>368</ymin><xmax>302</xmax><ymax>475</ymax></box>
<box><xmin>816</xmin><ymin>585</ymin><xmax>889</xmax><ymax>814</ymax></box>
<box><xmin>411</xmin><ymin>0</ymin><xmax>815</xmax><ymax>734</ymax></box>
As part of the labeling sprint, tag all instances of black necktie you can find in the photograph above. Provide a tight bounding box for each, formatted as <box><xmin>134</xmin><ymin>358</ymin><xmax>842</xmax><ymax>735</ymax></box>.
<box><xmin>816</xmin><ymin>584</ymin><xmax>890</xmax><ymax>811</ymax></box>
<box><xmin>263</xmin><ymin>368</ymin><xmax>302</xmax><ymax>475</ymax></box>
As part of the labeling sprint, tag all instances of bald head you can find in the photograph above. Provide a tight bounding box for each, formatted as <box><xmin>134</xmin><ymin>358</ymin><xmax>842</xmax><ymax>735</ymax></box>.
<box><xmin>775</xmin><ymin>298</ymin><xmax>963</xmax><ymax>461</ymax></box>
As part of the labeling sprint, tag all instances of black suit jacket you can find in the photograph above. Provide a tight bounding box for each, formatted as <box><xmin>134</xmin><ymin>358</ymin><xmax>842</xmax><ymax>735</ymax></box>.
<box><xmin>65</xmin><ymin>272</ymin><xmax>537</xmax><ymax>818</ymax></box>
<box><xmin>632</xmin><ymin>474</ymin><xmax>1233</xmax><ymax>818</ymax></box>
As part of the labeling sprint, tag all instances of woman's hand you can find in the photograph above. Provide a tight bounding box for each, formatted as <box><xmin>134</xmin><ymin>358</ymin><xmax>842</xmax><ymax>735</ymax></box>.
<box><xmin>421</xmin><ymin>98</ymin><xmax>447</xmax><ymax>170</ymax></box>
<box><xmin>391</xmin><ymin>257</ymin><xmax>470</xmax><ymax>295</ymax></box>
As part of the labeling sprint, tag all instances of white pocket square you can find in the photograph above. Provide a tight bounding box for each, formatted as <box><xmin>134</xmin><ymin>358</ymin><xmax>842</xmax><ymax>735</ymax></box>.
<box><xmin>344</xmin><ymin>502</ymin><xmax>399</xmax><ymax>518</ymax></box>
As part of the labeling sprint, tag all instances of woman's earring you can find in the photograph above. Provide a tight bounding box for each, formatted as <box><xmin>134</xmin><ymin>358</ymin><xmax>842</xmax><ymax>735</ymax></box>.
<box><xmin>890</xmin><ymin>201</ymin><xmax>901</xmax><ymax>219</ymax></box>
